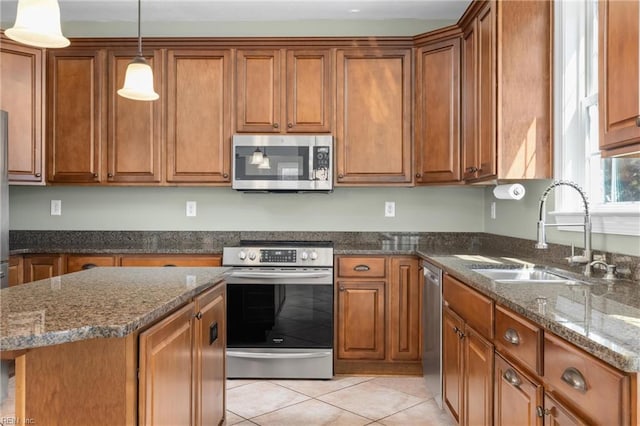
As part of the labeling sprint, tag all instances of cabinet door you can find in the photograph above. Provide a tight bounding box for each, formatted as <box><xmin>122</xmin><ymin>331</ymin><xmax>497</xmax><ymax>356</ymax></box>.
<box><xmin>8</xmin><ymin>255</ymin><xmax>24</xmax><ymax>286</ymax></box>
<box><xmin>389</xmin><ymin>257</ymin><xmax>420</xmax><ymax>361</ymax></box>
<box><xmin>0</xmin><ymin>40</ymin><xmax>44</xmax><ymax>184</ymax></box>
<box><xmin>120</xmin><ymin>255</ymin><xmax>221</xmax><ymax>267</ymax></box>
<box><xmin>443</xmin><ymin>306</ymin><xmax>464</xmax><ymax>423</ymax></box>
<box><xmin>107</xmin><ymin>50</ymin><xmax>162</xmax><ymax>183</ymax></box>
<box><xmin>415</xmin><ymin>37</ymin><xmax>461</xmax><ymax>183</ymax></box>
<box><xmin>494</xmin><ymin>353</ymin><xmax>542</xmax><ymax>426</ymax></box>
<box><xmin>23</xmin><ymin>255</ymin><xmax>63</xmax><ymax>283</ymax></box>
<box><xmin>336</xmin><ymin>280</ymin><xmax>386</xmax><ymax>360</ymax></box>
<box><xmin>194</xmin><ymin>284</ymin><xmax>226</xmax><ymax>426</ymax></box>
<box><xmin>475</xmin><ymin>2</ymin><xmax>496</xmax><ymax>180</ymax></box>
<box><xmin>66</xmin><ymin>255</ymin><xmax>118</xmax><ymax>273</ymax></box>
<box><xmin>599</xmin><ymin>0</ymin><xmax>640</xmax><ymax>152</ymax></box>
<box><xmin>47</xmin><ymin>49</ymin><xmax>104</xmax><ymax>183</ymax></box>
<box><xmin>285</xmin><ymin>49</ymin><xmax>331</xmax><ymax>133</ymax></box>
<box><xmin>166</xmin><ymin>49</ymin><xmax>231</xmax><ymax>184</ymax></box>
<box><xmin>139</xmin><ymin>303</ymin><xmax>195</xmax><ymax>426</ymax></box>
<box><xmin>461</xmin><ymin>23</ymin><xmax>478</xmax><ymax>181</ymax></box>
<box><xmin>336</xmin><ymin>49</ymin><xmax>412</xmax><ymax>184</ymax></box>
<box><xmin>464</xmin><ymin>324</ymin><xmax>494</xmax><ymax>426</ymax></box>
<box><xmin>236</xmin><ymin>49</ymin><xmax>281</xmax><ymax>133</ymax></box>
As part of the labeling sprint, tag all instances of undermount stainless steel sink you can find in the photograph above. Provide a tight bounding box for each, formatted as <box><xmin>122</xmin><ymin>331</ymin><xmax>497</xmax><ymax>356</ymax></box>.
<box><xmin>471</xmin><ymin>268</ymin><xmax>581</xmax><ymax>285</ymax></box>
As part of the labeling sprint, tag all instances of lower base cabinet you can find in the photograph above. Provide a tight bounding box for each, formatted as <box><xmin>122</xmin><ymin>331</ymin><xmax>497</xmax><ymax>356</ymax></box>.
<box><xmin>494</xmin><ymin>353</ymin><xmax>542</xmax><ymax>426</ymax></box>
<box><xmin>139</xmin><ymin>283</ymin><xmax>226</xmax><ymax>426</ymax></box>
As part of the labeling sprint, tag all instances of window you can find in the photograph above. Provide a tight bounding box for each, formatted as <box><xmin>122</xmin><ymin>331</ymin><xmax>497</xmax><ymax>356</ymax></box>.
<box><xmin>554</xmin><ymin>0</ymin><xmax>640</xmax><ymax>236</ymax></box>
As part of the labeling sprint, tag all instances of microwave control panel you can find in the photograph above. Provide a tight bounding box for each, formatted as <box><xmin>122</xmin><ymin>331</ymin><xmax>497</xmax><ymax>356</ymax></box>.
<box><xmin>312</xmin><ymin>146</ymin><xmax>331</xmax><ymax>181</ymax></box>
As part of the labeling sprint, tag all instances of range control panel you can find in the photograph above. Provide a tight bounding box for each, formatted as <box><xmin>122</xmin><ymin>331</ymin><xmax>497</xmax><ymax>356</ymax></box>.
<box><xmin>223</xmin><ymin>244</ymin><xmax>333</xmax><ymax>267</ymax></box>
<box><xmin>260</xmin><ymin>249</ymin><xmax>297</xmax><ymax>263</ymax></box>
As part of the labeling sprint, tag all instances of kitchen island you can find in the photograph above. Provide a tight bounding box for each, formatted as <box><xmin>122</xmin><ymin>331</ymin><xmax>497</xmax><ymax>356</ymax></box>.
<box><xmin>0</xmin><ymin>267</ymin><xmax>229</xmax><ymax>425</ymax></box>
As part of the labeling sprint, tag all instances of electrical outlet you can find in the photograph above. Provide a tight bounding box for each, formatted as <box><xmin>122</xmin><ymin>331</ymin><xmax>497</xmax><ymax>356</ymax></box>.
<box><xmin>186</xmin><ymin>201</ymin><xmax>197</xmax><ymax>217</ymax></box>
<box><xmin>491</xmin><ymin>202</ymin><xmax>497</xmax><ymax>220</ymax></box>
<box><xmin>384</xmin><ymin>201</ymin><xmax>395</xmax><ymax>217</ymax></box>
<box><xmin>51</xmin><ymin>200</ymin><xmax>62</xmax><ymax>216</ymax></box>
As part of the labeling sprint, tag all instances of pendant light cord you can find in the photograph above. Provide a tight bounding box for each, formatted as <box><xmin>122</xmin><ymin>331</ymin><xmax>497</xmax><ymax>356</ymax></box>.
<box><xmin>137</xmin><ymin>0</ymin><xmax>142</xmax><ymax>56</ymax></box>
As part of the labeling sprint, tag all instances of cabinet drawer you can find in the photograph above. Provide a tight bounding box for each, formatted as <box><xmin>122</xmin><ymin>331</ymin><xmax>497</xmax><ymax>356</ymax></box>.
<box><xmin>337</xmin><ymin>257</ymin><xmax>386</xmax><ymax>278</ymax></box>
<box><xmin>66</xmin><ymin>255</ymin><xmax>118</xmax><ymax>273</ymax></box>
<box><xmin>443</xmin><ymin>274</ymin><xmax>493</xmax><ymax>339</ymax></box>
<box><xmin>544</xmin><ymin>333</ymin><xmax>630</xmax><ymax>425</ymax></box>
<box><xmin>120</xmin><ymin>255</ymin><xmax>222</xmax><ymax>267</ymax></box>
<box><xmin>494</xmin><ymin>305</ymin><xmax>543</xmax><ymax>375</ymax></box>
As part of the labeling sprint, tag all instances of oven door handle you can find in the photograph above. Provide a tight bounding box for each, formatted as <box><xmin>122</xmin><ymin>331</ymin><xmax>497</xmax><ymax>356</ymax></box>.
<box><xmin>229</xmin><ymin>271</ymin><xmax>333</xmax><ymax>280</ymax></box>
<box><xmin>227</xmin><ymin>350</ymin><xmax>332</xmax><ymax>360</ymax></box>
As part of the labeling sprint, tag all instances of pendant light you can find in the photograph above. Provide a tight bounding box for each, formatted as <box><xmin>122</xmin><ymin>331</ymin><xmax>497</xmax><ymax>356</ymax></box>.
<box><xmin>258</xmin><ymin>150</ymin><xmax>271</xmax><ymax>170</ymax></box>
<box><xmin>117</xmin><ymin>0</ymin><xmax>159</xmax><ymax>101</ymax></box>
<box><xmin>250</xmin><ymin>148</ymin><xmax>264</xmax><ymax>165</ymax></box>
<box><xmin>6</xmin><ymin>0</ymin><xmax>70</xmax><ymax>48</ymax></box>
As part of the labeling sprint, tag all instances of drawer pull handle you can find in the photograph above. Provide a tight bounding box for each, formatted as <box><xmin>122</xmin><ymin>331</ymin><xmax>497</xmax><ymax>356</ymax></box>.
<box><xmin>81</xmin><ymin>263</ymin><xmax>98</xmax><ymax>270</ymax></box>
<box><xmin>503</xmin><ymin>368</ymin><xmax>522</xmax><ymax>387</ymax></box>
<box><xmin>353</xmin><ymin>265</ymin><xmax>370</xmax><ymax>272</ymax></box>
<box><xmin>561</xmin><ymin>367</ymin><xmax>587</xmax><ymax>393</ymax></box>
<box><xmin>504</xmin><ymin>328</ymin><xmax>520</xmax><ymax>345</ymax></box>
<box><xmin>163</xmin><ymin>264</ymin><xmax>177</xmax><ymax>267</ymax></box>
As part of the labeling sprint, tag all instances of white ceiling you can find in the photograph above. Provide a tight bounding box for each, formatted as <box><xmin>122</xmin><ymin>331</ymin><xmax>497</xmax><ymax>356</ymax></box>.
<box><xmin>0</xmin><ymin>0</ymin><xmax>472</xmax><ymax>23</ymax></box>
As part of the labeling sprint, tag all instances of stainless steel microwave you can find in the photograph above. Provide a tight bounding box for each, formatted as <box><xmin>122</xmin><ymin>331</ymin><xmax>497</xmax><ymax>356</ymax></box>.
<box><xmin>232</xmin><ymin>135</ymin><xmax>333</xmax><ymax>192</ymax></box>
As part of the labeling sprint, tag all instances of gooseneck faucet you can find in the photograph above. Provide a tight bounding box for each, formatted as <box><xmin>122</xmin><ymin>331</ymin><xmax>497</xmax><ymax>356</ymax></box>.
<box><xmin>535</xmin><ymin>180</ymin><xmax>593</xmax><ymax>274</ymax></box>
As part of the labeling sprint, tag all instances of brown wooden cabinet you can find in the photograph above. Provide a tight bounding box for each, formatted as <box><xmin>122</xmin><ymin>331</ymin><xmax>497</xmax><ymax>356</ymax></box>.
<box><xmin>236</xmin><ymin>49</ymin><xmax>331</xmax><ymax>134</ymax></box>
<box><xmin>120</xmin><ymin>254</ymin><xmax>221</xmax><ymax>267</ymax></box>
<box><xmin>23</xmin><ymin>255</ymin><xmax>63</xmax><ymax>283</ymax></box>
<box><xmin>335</xmin><ymin>49</ymin><xmax>412</xmax><ymax>185</ymax></box>
<box><xmin>0</xmin><ymin>37</ymin><xmax>45</xmax><ymax>184</ymax></box>
<box><xmin>66</xmin><ymin>254</ymin><xmax>118</xmax><ymax>273</ymax></box>
<box><xmin>8</xmin><ymin>255</ymin><xmax>24</xmax><ymax>286</ymax></box>
<box><xmin>598</xmin><ymin>0</ymin><xmax>640</xmax><ymax>154</ymax></box>
<box><xmin>460</xmin><ymin>0</ymin><xmax>552</xmax><ymax>182</ymax></box>
<box><xmin>541</xmin><ymin>393</ymin><xmax>586</xmax><ymax>426</ymax></box>
<box><xmin>494</xmin><ymin>353</ymin><xmax>543</xmax><ymax>426</ymax></box>
<box><xmin>107</xmin><ymin>49</ymin><xmax>163</xmax><ymax>184</ymax></box>
<box><xmin>47</xmin><ymin>48</ymin><xmax>105</xmax><ymax>183</ymax></box>
<box><xmin>442</xmin><ymin>273</ymin><xmax>494</xmax><ymax>425</ymax></box>
<box><xmin>335</xmin><ymin>255</ymin><xmax>421</xmax><ymax>374</ymax></box>
<box><xmin>166</xmin><ymin>49</ymin><xmax>232</xmax><ymax>184</ymax></box>
<box><xmin>415</xmin><ymin>30</ymin><xmax>462</xmax><ymax>184</ymax></box>
<box><xmin>138</xmin><ymin>283</ymin><xmax>226</xmax><ymax>426</ymax></box>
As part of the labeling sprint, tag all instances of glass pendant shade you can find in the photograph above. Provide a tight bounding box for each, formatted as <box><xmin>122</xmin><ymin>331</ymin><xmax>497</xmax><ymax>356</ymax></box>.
<box><xmin>117</xmin><ymin>56</ymin><xmax>159</xmax><ymax>101</ymax></box>
<box><xmin>6</xmin><ymin>0</ymin><xmax>70</xmax><ymax>48</ymax></box>
<box><xmin>250</xmin><ymin>148</ymin><xmax>264</xmax><ymax>165</ymax></box>
<box><xmin>258</xmin><ymin>155</ymin><xmax>271</xmax><ymax>170</ymax></box>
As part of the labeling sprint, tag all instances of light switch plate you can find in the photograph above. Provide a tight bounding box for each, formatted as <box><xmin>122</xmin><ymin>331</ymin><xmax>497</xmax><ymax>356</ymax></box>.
<box><xmin>51</xmin><ymin>200</ymin><xmax>62</xmax><ymax>216</ymax></box>
<box><xmin>385</xmin><ymin>201</ymin><xmax>395</xmax><ymax>217</ymax></box>
<box><xmin>186</xmin><ymin>201</ymin><xmax>197</xmax><ymax>217</ymax></box>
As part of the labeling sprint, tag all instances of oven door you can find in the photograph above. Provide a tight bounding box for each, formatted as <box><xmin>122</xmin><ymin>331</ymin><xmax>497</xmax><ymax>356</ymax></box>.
<box><xmin>226</xmin><ymin>268</ymin><xmax>333</xmax><ymax>349</ymax></box>
<box><xmin>232</xmin><ymin>135</ymin><xmax>332</xmax><ymax>191</ymax></box>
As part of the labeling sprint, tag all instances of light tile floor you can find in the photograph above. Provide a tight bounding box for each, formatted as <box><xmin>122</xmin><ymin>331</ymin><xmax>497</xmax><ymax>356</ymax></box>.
<box><xmin>226</xmin><ymin>376</ymin><xmax>455</xmax><ymax>426</ymax></box>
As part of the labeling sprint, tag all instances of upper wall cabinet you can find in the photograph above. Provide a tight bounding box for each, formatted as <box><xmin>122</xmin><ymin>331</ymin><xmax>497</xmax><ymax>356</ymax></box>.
<box><xmin>236</xmin><ymin>49</ymin><xmax>331</xmax><ymax>134</ymax></box>
<box><xmin>107</xmin><ymin>49</ymin><xmax>163</xmax><ymax>184</ymax></box>
<box><xmin>415</xmin><ymin>30</ymin><xmax>462</xmax><ymax>184</ymax></box>
<box><xmin>599</xmin><ymin>0</ymin><xmax>640</xmax><ymax>155</ymax></box>
<box><xmin>166</xmin><ymin>49</ymin><xmax>232</xmax><ymax>184</ymax></box>
<box><xmin>47</xmin><ymin>48</ymin><xmax>105</xmax><ymax>184</ymax></box>
<box><xmin>0</xmin><ymin>37</ymin><xmax>45</xmax><ymax>184</ymax></box>
<box><xmin>460</xmin><ymin>0</ymin><xmax>552</xmax><ymax>182</ymax></box>
<box><xmin>335</xmin><ymin>48</ymin><xmax>412</xmax><ymax>185</ymax></box>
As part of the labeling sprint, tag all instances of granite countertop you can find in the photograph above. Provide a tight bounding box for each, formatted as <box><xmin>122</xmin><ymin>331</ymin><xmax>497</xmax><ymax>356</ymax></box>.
<box><xmin>419</xmin><ymin>252</ymin><xmax>640</xmax><ymax>373</ymax></box>
<box><xmin>0</xmin><ymin>267</ymin><xmax>230</xmax><ymax>351</ymax></box>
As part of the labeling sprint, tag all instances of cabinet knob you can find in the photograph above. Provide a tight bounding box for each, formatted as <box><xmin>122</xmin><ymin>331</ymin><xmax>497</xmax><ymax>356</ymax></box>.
<box><xmin>287</xmin><ymin>123</ymin><xmax>293</xmax><ymax>129</ymax></box>
<box><xmin>338</xmin><ymin>173</ymin><xmax>344</xmax><ymax>179</ymax></box>
<box><xmin>195</xmin><ymin>312</ymin><xmax>202</xmax><ymax>320</ymax></box>
<box><xmin>93</xmin><ymin>173</ymin><xmax>98</xmax><ymax>178</ymax></box>
<box><xmin>503</xmin><ymin>328</ymin><xmax>520</xmax><ymax>345</ymax></box>
<box><xmin>415</xmin><ymin>173</ymin><xmax>421</xmax><ymax>178</ymax></box>
<box><xmin>339</xmin><ymin>286</ymin><xmax>345</xmax><ymax>291</ymax></box>
<box><xmin>223</xmin><ymin>173</ymin><xmax>229</xmax><ymax>179</ymax></box>
<box><xmin>465</xmin><ymin>166</ymin><xmax>478</xmax><ymax>174</ymax></box>
<box><xmin>560</xmin><ymin>367</ymin><xmax>587</xmax><ymax>393</ymax></box>
<box><xmin>35</xmin><ymin>173</ymin><xmax>41</xmax><ymax>178</ymax></box>
<box><xmin>273</xmin><ymin>123</ymin><xmax>279</xmax><ymax>129</ymax></box>
<box><xmin>107</xmin><ymin>173</ymin><xmax>114</xmax><ymax>178</ymax></box>
<box><xmin>536</xmin><ymin>406</ymin><xmax>550</xmax><ymax>418</ymax></box>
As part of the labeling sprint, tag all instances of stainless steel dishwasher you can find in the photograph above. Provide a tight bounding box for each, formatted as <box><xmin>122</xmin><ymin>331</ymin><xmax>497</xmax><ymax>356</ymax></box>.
<box><xmin>422</xmin><ymin>259</ymin><xmax>443</xmax><ymax>409</ymax></box>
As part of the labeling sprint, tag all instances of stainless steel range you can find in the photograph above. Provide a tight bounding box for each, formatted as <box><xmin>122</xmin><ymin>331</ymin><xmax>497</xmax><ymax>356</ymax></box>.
<box><xmin>223</xmin><ymin>241</ymin><xmax>334</xmax><ymax>379</ymax></box>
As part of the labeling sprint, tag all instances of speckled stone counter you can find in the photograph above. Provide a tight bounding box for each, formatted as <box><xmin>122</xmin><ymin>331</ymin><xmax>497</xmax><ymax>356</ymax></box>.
<box><xmin>419</xmin><ymin>252</ymin><xmax>640</xmax><ymax>372</ymax></box>
<box><xmin>0</xmin><ymin>267</ymin><xmax>230</xmax><ymax>351</ymax></box>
